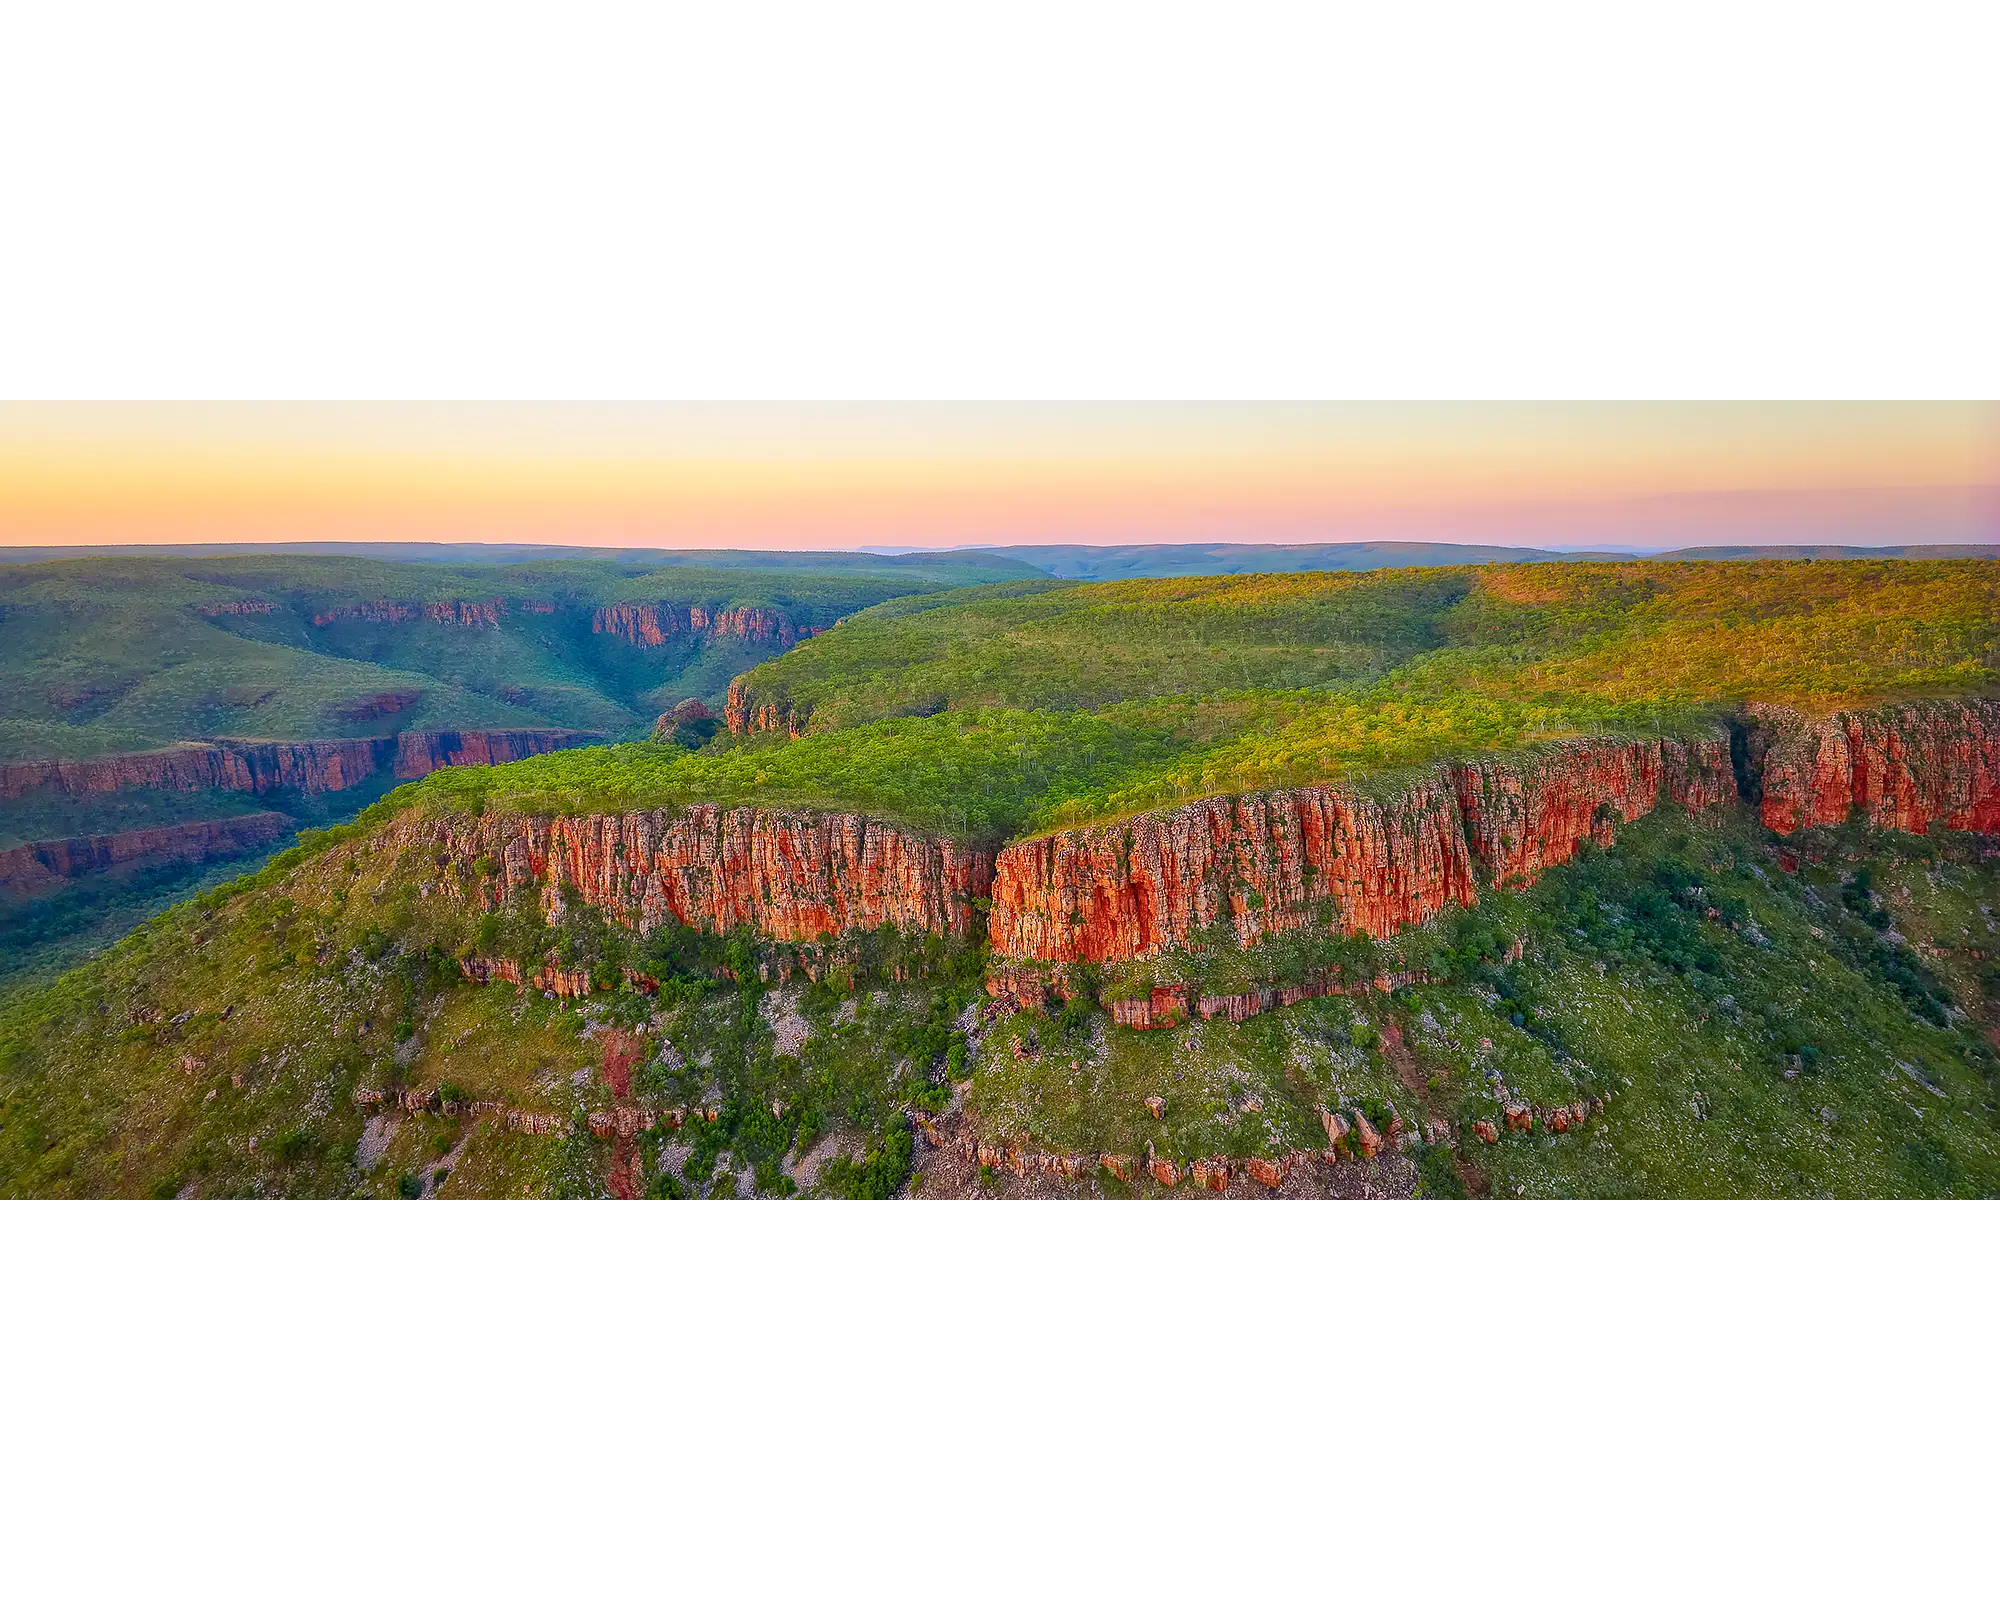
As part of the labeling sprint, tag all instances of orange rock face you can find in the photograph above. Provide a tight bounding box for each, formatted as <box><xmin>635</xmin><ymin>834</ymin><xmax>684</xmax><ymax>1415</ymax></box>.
<box><xmin>1752</xmin><ymin>700</ymin><xmax>2000</xmax><ymax>837</ymax></box>
<box><xmin>594</xmin><ymin>604</ymin><xmax>795</xmax><ymax>650</ymax></box>
<box><xmin>987</xmin><ymin>734</ymin><xmax>1735</xmax><ymax>966</ymax></box>
<box><xmin>1453</xmin><ymin>735</ymin><xmax>1733</xmax><ymax>888</ymax></box>
<box><xmin>990</xmin><ymin>777</ymin><xmax>1477</xmax><ymax>964</ymax></box>
<box><xmin>398</xmin><ymin>805</ymin><xmax>994</xmax><ymax>945</ymax></box>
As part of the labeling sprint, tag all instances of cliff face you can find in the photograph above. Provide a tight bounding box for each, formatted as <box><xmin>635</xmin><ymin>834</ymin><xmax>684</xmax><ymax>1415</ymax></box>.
<box><xmin>0</xmin><ymin>811</ymin><xmax>290</xmax><ymax>897</ymax></box>
<box><xmin>592</xmin><ymin>604</ymin><xmax>796</xmax><ymax>650</ymax></box>
<box><xmin>311</xmin><ymin>599</ymin><xmax>502</xmax><ymax>627</ymax></box>
<box><xmin>724</xmin><ymin>682</ymin><xmax>808</xmax><ymax>737</ymax></box>
<box><xmin>1751</xmin><ymin>701</ymin><xmax>2000</xmax><ymax>836</ymax></box>
<box><xmin>991</xmin><ymin>777</ymin><xmax>1478</xmax><ymax>963</ymax></box>
<box><xmin>990</xmin><ymin>733</ymin><xmax>1734</xmax><ymax>965</ymax></box>
<box><xmin>1454</xmin><ymin>735</ymin><xmax>1734</xmax><ymax>888</ymax></box>
<box><xmin>0</xmin><ymin>729</ymin><xmax>594</xmax><ymax>802</ymax></box>
<box><xmin>393</xmin><ymin>805</ymin><xmax>993</xmax><ymax>943</ymax></box>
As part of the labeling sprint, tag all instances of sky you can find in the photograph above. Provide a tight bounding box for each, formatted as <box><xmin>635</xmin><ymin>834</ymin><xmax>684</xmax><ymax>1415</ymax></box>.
<box><xmin>0</xmin><ymin>402</ymin><xmax>1994</xmax><ymax>552</ymax></box>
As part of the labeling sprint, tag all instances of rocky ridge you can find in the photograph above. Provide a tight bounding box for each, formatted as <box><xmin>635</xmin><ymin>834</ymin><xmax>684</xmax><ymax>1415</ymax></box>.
<box><xmin>1749</xmin><ymin>700</ymin><xmax>2000</xmax><ymax>836</ymax></box>
<box><xmin>0</xmin><ymin>811</ymin><xmax>292</xmax><ymax>897</ymax></box>
<box><xmin>592</xmin><ymin>604</ymin><xmax>804</xmax><ymax>650</ymax></box>
<box><xmin>391</xmin><ymin>804</ymin><xmax>993</xmax><ymax>944</ymax></box>
<box><xmin>988</xmin><ymin>733</ymin><xmax>1734</xmax><ymax>969</ymax></box>
<box><xmin>0</xmin><ymin>729</ymin><xmax>596</xmax><ymax>802</ymax></box>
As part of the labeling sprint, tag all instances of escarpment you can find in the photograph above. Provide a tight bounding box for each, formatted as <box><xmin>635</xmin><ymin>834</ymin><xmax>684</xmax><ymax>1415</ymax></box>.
<box><xmin>724</xmin><ymin>681</ymin><xmax>809</xmax><ymax>737</ymax></box>
<box><xmin>0</xmin><ymin>729</ymin><xmax>595</xmax><ymax>802</ymax></box>
<box><xmin>990</xmin><ymin>776</ymin><xmax>1479</xmax><ymax>964</ymax></box>
<box><xmin>990</xmin><ymin>733</ymin><xmax>1734</xmax><ymax>966</ymax></box>
<box><xmin>311</xmin><ymin>598</ymin><xmax>503</xmax><ymax>627</ymax></box>
<box><xmin>1453</xmin><ymin>735</ymin><xmax>1735</xmax><ymax>888</ymax></box>
<box><xmin>0</xmin><ymin>811</ymin><xmax>291</xmax><ymax>897</ymax></box>
<box><xmin>393</xmin><ymin>805</ymin><xmax>993</xmax><ymax>944</ymax></box>
<box><xmin>591</xmin><ymin>604</ymin><xmax>802</xmax><ymax>650</ymax></box>
<box><xmin>1749</xmin><ymin>700</ymin><xmax>2000</xmax><ymax>836</ymax></box>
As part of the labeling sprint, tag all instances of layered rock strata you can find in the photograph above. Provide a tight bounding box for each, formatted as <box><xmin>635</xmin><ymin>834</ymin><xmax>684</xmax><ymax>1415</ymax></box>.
<box><xmin>311</xmin><ymin>598</ymin><xmax>502</xmax><ymax>627</ymax></box>
<box><xmin>0</xmin><ymin>729</ymin><xmax>594</xmax><ymax>802</ymax></box>
<box><xmin>989</xmin><ymin>734</ymin><xmax>1732</xmax><ymax>971</ymax></box>
<box><xmin>991</xmin><ymin>775</ymin><xmax>1479</xmax><ymax>966</ymax></box>
<box><xmin>395</xmin><ymin>805</ymin><xmax>993</xmax><ymax>944</ymax></box>
<box><xmin>1454</xmin><ymin>736</ymin><xmax>1734</xmax><ymax>888</ymax></box>
<box><xmin>592</xmin><ymin>604</ymin><xmax>797</xmax><ymax>650</ymax></box>
<box><xmin>1749</xmin><ymin>700</ymin><xmax>2000</xmax><ymax>836</ymax></box>
<box><xmin>724</xmin><ymin>682</ymin><xmax>809</xmax><ymax>737</ymax></box>
<box><xmin>0</xmin><ymin>811</ymin><xmax>290</xmax><ymax>897</ymax></box>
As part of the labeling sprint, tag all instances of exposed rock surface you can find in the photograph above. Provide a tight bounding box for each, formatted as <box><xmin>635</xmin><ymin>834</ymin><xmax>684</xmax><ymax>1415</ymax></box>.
<box><xmin>311</xmin><ymin>598</ymin><xmax>502</xmax><ymax>627</ymax></box>
<box><xmin>1453</xmin><ymin>735</ymin><xmax>1734</xmax><ymax>887</ymax></box>
<box><xmin>990</xmin><ymin>775</ymin><xmax>1477</xmax><ymax>964</ymax></box>
<box><xmin>0</xmin><ymin>729</ymin><xmax>594</xmax><ymax>801</ymax></box>
<box><xmin>593</xmin><ymin>604</ymin><xmax>796</xmax><ymax>650</ymax></box>
<box><xmin>397</xmin><ymin>805</ymin><xmax>993</xmax><ymax>943</ymax></box>
<box><xmin>990</xmin><ymin>734</ymin><xmax>1733</xmax><ymax>966</ymax></box>
<box><xmin>1750</xmin><ymin>700</ymin><xmax>2000</xmax><ymax>836</ymax></box>
<box><xmin>724</xmin><ymin>681</ymin><xmax>809</xmax><ymax>737</ymax></box>
<box><xmin>0</xmin><ymin>811</ymin><xmax>291</xmax><ymax>897</ymax></box>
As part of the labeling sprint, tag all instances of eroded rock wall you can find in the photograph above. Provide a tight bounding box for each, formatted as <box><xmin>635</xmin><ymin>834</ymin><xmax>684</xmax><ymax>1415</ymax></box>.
<box><xmin>1750</xmin><ymin>701</ymin><xmax>2000</xmax><ymax>836</ymax></box>
<box><xmin>0</xmin><ymin>729</ymin><xmax>593</xmax><ymax>801</ymax></box>
<box><xmin>989</xmin><ymin>733</ymin><xmax>1735</xmax><ymax>965</ymax></box>
<box><xmin>0</xmin><ymin>811</ymin><xmax>291</xmax><ymax>897</ymax></box>
<box><xmin>592</xmin><ymin>604</ymin><xmax>796</xmax><ymax>650</ymax></box>
<box><xmin>392</xmin><ymin>805</ymin><xmax>993</xmax><ymax>943</ymax></box>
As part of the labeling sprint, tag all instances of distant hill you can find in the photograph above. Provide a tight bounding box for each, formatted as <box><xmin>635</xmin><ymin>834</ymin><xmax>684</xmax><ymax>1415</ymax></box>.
<box><xmin>1651</xmin><ymin>544</ymin><xmax>2000</xmax><ymax>562</ymax></box>
<box><xmin>981</xmin><ymin>540</ymin><xmax>1999</xmax><ymax>580</ymax></box>
<box><xmin>0</xmin><ymin>542</ymin><xmax>1047</xmax><ymax>586</ymax></box>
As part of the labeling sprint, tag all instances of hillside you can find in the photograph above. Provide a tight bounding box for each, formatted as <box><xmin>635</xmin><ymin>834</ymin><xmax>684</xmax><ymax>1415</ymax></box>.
<box><xmin>0</xmin><ymin>557</ymin><xmax>1994</xmax><ymax>1198</ymax></box>
<box><xmin>0</xmin><ymin>551</ymin><xmax>1023</xmax><ymax>989</ymax></box>
<box><xmin>982</xmin><ymin>541</ymin><xmax>2000</xmax><ymax>581</ymax></box>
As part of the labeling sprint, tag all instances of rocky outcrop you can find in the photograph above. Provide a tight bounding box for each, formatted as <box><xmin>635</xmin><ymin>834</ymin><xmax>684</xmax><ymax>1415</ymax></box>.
<box><xmin>1453</xmin><ymin>734</ymin><xmax>1733</xmax><ymax>888</ymax></box>
<box><xmin>724</xmin><ymin>681</ymin><xmax>809</xmax><ymax>737</ymax></box>
<box><xmin>196</xmin><ymin>599</ymin><xmax>278</xmax><ymax>617</ymax></box>
<box><xmin>989</xmin><ymin>734</ymin><xmax>1735</xmax><ymax>968</ymax></box>
<box><xmin>311</xmin><ymin>598</ymin><xmax>501</xmax><ymax>627</ymax></box>
<box><xmin>1749</xmin><ymin>700</ymin><xmax>2000</xmax><ymax>836</ymax></box>
<box><xmin>0</xmin><ymin>729</ymin><xmax>594</xmax><ymax>802</ymax></box>
<box><xmin>592</xmin><ymin>604</ymin><xmax>795</xmax><ymax>650</ymax></box>
<box><xmin>334</xmin><ymin>689</ymin><xmax>424</xmax><ymax>722</ymax></box>
<box><xmin>397</xmin><ymin>805</ymin><xmax>993</xmax><ymax>944</ymax></box>
<box><xmin>990</xmin><ymin>775</ymin><xmax>1477</xmax><ymax>964</ymax></box>
<box><xmin>0</xmin><ymin>811</ymin><xmax>290</xmax><ymax>897</ymax></box>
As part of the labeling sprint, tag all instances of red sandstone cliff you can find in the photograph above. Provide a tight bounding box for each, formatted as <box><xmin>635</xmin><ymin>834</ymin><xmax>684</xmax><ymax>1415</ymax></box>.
<box><xmin>991</xmin><ymin>776</ymin><xmax>1477</xmax><ymax>964</ymax></box>
<box><xmin>0</xmin><ymin>811</ymin><xmax>290</xmax><ymax>897</ymax></box>
<box><xmin>392</xmin><ymin>805</ymin><xmax>993</xmax><ymax>944</ymax></box>
<box><xmin>311</xmin><ymin>598</ymin><xmax>502</xmax><ymax>627</ymax></box>
<box><xmin>1453</xmin><ymin>734</ymin><xmax>1734</xmax><ymax>888</ymax></box>
<box><xmin>592</xmin><ymin>604</ymin><xmax>796</xmax><ymax>650</ymax></box>
<box><xmin>723</xmin><ymin>681</ymin><xmax>809</xmax><ymax>737</ymax></box>
<box><xmin>989</xmin><ymin>733</ymin><xmax>1734</xmax><ymax>966</ymax></box>
<box><xmin>1750</xmin><ymin>700</ymin><xmax>2000</xmax><ymax>836</ymax></box>
<box><xmin>0</xmin><ymin>729</ymin><xmax>594</xmax><ymax>802</ymax></box>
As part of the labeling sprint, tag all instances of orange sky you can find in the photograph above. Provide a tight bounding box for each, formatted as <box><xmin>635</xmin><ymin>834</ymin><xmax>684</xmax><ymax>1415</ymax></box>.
<box><xmin>1</xmin><ymin>403</ymin><xmax>1994</xmax><ymax>550</ymax></box>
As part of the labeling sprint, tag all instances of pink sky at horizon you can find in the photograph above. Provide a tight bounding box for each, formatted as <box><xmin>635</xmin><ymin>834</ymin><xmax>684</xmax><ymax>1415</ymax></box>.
<box><xmin>1</xmin><ymin>403</ymin><xmax>1994</xmax><ymax>552</ymax></box>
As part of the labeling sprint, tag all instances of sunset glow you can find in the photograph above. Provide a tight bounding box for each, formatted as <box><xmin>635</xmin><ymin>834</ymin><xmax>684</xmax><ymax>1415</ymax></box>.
<box><xmin>1</xmin><ymin>402</ymin><xmax>1993</xmax><ymax>551</ymax></box>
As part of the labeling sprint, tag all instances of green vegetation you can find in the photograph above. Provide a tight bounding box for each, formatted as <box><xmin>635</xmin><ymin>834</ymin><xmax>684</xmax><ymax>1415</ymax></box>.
<box><xmin>969</xmin><ymin>808</ymin><xmax>2000</xmax><ymax>1197</ymax></box>
<box><xmin>0</xmin><ymin>551</ymin><xmax>1030</xmax><ymax>760</ymax></box>
<box><xmin>0</xmin><ymin>555</ymin><xmax>1996</xmax><ymax>1198</ymax></box>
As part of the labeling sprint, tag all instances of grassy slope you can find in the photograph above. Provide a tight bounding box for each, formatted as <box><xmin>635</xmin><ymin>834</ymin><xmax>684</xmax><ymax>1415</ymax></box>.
<box><xmin>556</xmin><ymin>560</ymin><xmax>2000</xmax><ymax>838</ymax></box>
<box><xmin>1</xmin><ymin>556</ymin><xmax>1997</xmax><ymax>1198</ymax></box>
<box><xmin>0</xmin><ymin>553</ymin><xmax>1020</xmax><ymax>759</ymax></box>
<box><xmin>2</xmin><ymin>798</ymin><xmax>1992</xmax><ymax>1199</ymax></box>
